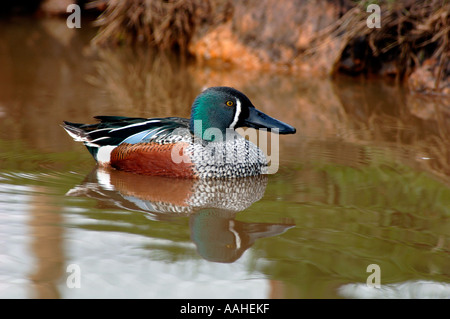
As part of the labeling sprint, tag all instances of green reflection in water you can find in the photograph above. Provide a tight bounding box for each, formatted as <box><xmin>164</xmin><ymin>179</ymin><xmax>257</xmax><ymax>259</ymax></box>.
<box><xmin>244</xmin><ymin>158</ymin><xmax>450</xmax><ymax>298</ymax></box>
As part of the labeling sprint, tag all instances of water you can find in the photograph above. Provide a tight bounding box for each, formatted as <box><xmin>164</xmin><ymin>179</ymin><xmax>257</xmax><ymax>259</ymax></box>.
<box><xmin>1</xmin><ymin>17</ymin><xmax>450</xmax><ymax>299</ymax></box>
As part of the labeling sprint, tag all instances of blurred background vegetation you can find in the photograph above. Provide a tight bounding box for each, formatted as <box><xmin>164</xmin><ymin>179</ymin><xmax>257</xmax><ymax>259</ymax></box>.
<box><xmin>2</xmin><ymin>0</ymin><xmax>449</xmax><ymax>95</ymax></box>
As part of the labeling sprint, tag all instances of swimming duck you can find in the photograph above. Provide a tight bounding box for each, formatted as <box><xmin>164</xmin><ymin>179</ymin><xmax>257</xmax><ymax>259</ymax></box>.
<box><xmin>63</xmin><ymin>86</ymin><xmax>296</xmax><ymax>178</ymax></box>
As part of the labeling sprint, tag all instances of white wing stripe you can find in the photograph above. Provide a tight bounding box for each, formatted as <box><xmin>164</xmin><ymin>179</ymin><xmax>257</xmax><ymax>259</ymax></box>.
<box><xmin>109</xmin><ymin>120</ymin><xmax>160</xmax><ymax>132</ymax></box>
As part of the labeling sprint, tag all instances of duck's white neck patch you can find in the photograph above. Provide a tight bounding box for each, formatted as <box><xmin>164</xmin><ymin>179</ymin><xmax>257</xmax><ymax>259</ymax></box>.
<box><xmin>229</xmin><ymin>98</ymin><xmax>241</xmax><ymax>129</ymax></box>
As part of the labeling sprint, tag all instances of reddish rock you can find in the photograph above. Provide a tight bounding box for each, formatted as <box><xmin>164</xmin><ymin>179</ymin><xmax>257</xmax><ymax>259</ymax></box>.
<box><xmin>190</xmin><ymin>0</ymin><xmax>353</xmax><ymax>76</ymax></box>
<box><xmin>408</xmin><ymin>58</ymin><xmax>450</xmax><ymax>95</ymax></box>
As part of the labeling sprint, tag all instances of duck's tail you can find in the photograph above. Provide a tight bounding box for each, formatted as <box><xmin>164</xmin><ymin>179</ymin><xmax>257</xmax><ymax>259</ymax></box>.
<box><xmin>62</xmin><ymin>121</ymin><xmax>90</xmax><ymax>142</ymax></box>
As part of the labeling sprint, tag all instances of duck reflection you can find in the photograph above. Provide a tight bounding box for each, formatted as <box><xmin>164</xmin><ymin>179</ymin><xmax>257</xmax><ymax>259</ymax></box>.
<box><xmin>67</xmin><ymin>167</ymin><xmax>294</xmax><ymax>263</ymax></box>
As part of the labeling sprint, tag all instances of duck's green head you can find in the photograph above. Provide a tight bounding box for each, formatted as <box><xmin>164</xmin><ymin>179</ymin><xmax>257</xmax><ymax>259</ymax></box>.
<box><xmin>190</xmin><ymin>86</ymin><xmax>296</xmax><ymax>141</ymax></box>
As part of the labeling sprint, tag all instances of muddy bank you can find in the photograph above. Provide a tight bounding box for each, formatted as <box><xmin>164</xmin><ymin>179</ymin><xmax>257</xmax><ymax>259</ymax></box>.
<box><xmin>3</xmin><ymin>0</ymin><xmax>449</xmax><ymax>95</ymax></box>
<box><xmin>89</xmin><ymin>0</ymin><xmax>449</xmax><ymax>95</ymax></box>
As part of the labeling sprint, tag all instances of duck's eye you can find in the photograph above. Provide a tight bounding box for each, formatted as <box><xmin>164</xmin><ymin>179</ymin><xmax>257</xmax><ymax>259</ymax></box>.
<box><xmin>226</xmin><ymin>100</ymin><xmax>234</xmax><ymax>107</ymax></box>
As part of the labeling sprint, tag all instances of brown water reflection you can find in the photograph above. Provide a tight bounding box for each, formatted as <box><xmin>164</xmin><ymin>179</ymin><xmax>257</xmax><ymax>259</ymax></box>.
<box><xmin>1</xmin><ymin>18</ymin><xmax>449</xmax><ymax>184</ymax></box>
<box><xmin>28</xmin><ymin>187</ymin><xmax>64</xmax><ymax>299</ymax></box>
<box><xmin>1</xmin><ymin>17</ymin><xmax>449</xmax><ymax>298</ymax></box>
<box><xmin>333</xmin><ymin>77</ymin><xmax>450</xmax><ymax>184</ymax></box>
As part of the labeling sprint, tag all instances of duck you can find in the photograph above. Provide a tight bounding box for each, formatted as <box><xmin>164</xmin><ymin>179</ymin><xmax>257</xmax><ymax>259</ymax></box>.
<box><xmin>63</xmin><ymin>86</ymin><xmax>296</xmax><ymax>179</ymax></box>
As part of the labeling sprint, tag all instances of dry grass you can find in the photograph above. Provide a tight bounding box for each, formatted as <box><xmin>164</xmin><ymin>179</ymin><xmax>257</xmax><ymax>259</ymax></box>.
<box><xmin>90</xmin><ymin>0</ymin><xmax>230</xmax><ymax>53</ymax></box>
<box><xmin>311</xmin><ymin>0</ymin><xmax>449</xmax><ymax>86</ymax></box>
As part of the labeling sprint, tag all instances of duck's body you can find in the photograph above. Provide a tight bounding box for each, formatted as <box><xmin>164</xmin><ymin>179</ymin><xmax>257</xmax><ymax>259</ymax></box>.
<box><xmin>63</xmin><ymin>87</ymin><xmax>295</xmax><ymax>179</ymax></box>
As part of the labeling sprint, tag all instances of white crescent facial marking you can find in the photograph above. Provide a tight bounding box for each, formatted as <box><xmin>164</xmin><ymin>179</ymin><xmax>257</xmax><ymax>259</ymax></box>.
<box><xmin>229</xmin><ymin>98</ymin><xmax>241</xmax><ymax>129</ymax></box>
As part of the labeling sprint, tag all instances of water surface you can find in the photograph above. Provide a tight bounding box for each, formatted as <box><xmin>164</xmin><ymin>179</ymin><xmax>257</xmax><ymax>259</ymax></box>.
<box><xmin>1</xmin><ymin>17</ymin><xmax>450</xmax><ymax>299</ymax></box>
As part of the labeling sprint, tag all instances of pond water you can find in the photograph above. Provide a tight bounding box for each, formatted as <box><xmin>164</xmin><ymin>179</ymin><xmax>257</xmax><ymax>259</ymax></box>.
<box><xmin>1</xmin><ymin>17</ymin><xmax>450</xmax><ymax>299</ymax></box>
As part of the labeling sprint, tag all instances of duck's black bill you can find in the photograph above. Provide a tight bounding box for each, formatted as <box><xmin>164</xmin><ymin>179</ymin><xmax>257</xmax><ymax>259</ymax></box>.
<box><xmin>243</xmin><ymin>107</ymin><xmax>296</xmax><ymax>134</ymax></box>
